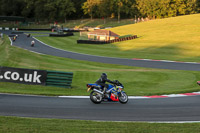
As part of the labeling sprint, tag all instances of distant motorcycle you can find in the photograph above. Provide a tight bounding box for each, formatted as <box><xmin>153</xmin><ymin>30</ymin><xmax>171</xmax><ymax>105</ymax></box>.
<box><xmin>13</xmin><ymin>36</ymin><xmax>16</xmax><ymax>42</ymax></box>
<box><xmin>31</xmin><ymin>40</ymin><xmax>35</xmax><ymax>47</ymax></box>
<box><xmin>87</xmin><ymin>80</ymin><xmax>128</xmax><ymax>104</ymax></box>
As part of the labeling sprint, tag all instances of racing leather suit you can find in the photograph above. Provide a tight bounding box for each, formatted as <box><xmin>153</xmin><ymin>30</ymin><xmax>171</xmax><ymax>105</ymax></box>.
<box><xmin>95</xmin><ymin>77</ymin><xmax>114</xmax><ymax>94</ymax></box>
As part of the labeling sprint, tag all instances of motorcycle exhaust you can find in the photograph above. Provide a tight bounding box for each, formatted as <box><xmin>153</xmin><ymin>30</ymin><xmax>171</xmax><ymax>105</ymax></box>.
<box><xmin>93</xmin><ymin>89</ymin><xmax>103</xmax><ymax>94</ymax></box>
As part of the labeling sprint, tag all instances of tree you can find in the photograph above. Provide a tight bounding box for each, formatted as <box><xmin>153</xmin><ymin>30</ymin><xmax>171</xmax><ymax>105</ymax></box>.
<box><xmin>0</xmin><ymin>0</ymin><xmax>25</xmax><ymax>16</ymax></box>
<box><xmin>197</xmin><ymin>0</ymin><xmax>200</xmax><ymax>12</ymax></box>
<box><xmin>21</xmin><ymin>0</ymin><xmax>35</xmax><ymax>18</ymax></box>
<box><xmin>44</xmin><ymin>0</ymin><xmax>57</xmax><ymax>21</ymax></box>
<box><xmin>70</xmin><ymin>0</ymin><xmax>86</xmax><ymax>19</ymax></box>
<box><xmin>82</xmin><ymin>0</ymin><xmax>100</xmax><ymax>19</ymax></box>
<box><xmin>135</xmin><ymin>0</ymin><xmax>199</xmax><ymax>19</ymax></box>
<box><xmin>185</xmin><ymin>0</ymin><xmax>199</xmax><ymax>14</ymax></box>
<box><xmin>113</xmin><ymin>0</ymin><xmax>132</xmax><ymax>22</ymax></box>
<box><xmin>33</xmin><ymin>0</ymin><xmax>48</xmax><ymax>21</ymax></box>
<box><xmin>0</xmin><ymin>0</ymin><xmax>199</xmax><ymax>22</ymax></box>
<box><xmin>97</xmin><ymin>0</ymin><xmax>114</xmax><ymax>23</ymax></box>
<box><xmin>56</xmin><ymin>0</ymin><xmax>76</xmax><ymax>23</ymax></box>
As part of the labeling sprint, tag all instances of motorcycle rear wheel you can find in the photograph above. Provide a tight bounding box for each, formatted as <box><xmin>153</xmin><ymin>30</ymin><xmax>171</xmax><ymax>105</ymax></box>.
<box><xmin>119</xmin><ymin>92</ymin><xmax>128</xmax><ymax>104</ymax></box>
<box><xmin>90</xmin><ymin>91</ymin><xmax>102</xmax><ymax>104</ymax></box>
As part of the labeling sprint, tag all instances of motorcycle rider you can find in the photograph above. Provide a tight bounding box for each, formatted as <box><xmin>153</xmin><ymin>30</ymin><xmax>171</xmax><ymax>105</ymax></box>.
<box><xmin>95</xmin><ymin>73</ymin><xmax>115</xmax><ymax>95</ymax></box>
<box><xmin>31</xmin><ymin>40</ymin><xmax>35</xmax><ymax>47</ymax></box>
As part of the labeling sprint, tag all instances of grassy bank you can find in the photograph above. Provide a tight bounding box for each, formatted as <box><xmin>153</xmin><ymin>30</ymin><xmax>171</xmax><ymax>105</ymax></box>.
<box><xmin>0</xmin><ymin>35</ymin><xmax>200</xmax><ymax>96</ymax></box>
<box><xmin>36</xmin><ymin>14</ymin><xmax>200</xmax><ymax>62</ymax></box>
<box><xmin>0</xmin><ymin>116</ymin><xmax>200</xmax><ymax>133</ymax></box>
<box><xmin>0</xmin><ymin>18</ymin><xmax>135</xmax><ymax>29</ymax></box>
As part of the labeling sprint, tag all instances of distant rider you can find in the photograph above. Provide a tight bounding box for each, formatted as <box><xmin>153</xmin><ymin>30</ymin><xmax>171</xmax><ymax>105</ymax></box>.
<box><xmin>95</xmin><ymin>73</ymin><xmax>115</xmax><ymax>94</ymax></box>
<box><xmin>31</xmin><ymin>40</ymin><xmax>35</xmax><ymax>47</ymax></box>
<box><xmin>13</xmin><ymin>36</ymin><xmax>16</xmax><ymax>42</ymax></box>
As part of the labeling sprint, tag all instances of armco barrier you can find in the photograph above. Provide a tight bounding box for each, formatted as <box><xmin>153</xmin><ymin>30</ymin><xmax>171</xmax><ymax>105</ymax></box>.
<box><xmin>46</xmin><ymin>70</ymin><xmax>73</xmax><ymax>88</ymax></box>
<box><xmin>49</xmin><ymin>32</ymin><xmax>74</xmax><ymax>37</ymax></box>
<box><xmin>77</xmin><ymin>40</ymin><xmax>108</xmax><ymax>44</ymax></box>
<box><xmin>18</xmin><ymin>29</ymin><xmax>88</xmax><ymax>32</ymax></box>
<box><xmin>19</xmin><ymin>28</ymin><xmax>52</xmax><ymax>31</ymax></box>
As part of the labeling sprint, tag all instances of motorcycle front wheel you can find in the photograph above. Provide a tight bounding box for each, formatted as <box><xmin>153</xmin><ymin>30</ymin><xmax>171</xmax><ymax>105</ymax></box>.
<box><xmin>119</xmin><ymin>92</ymin><xmax>128</xmax><ymax>104</ymax></box>
<box><xmin>90</xmin><ymin>91</ymin><xmax>102</xmax><ymax>104</ymax></box>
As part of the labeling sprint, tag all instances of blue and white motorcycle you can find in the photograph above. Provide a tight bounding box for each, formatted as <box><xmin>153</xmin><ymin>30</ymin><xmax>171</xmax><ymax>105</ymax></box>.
<box><xmin>86</xmin><ymin>80</ymin><xmax>128</xmax><ymax>104</ymax></box>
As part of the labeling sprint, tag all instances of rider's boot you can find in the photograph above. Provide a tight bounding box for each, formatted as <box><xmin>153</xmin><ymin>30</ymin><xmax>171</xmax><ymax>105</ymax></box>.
<box><xmin>102</xmin><ymin>87</ymin><xmax>106</xmax><ymax>98</ymax></box>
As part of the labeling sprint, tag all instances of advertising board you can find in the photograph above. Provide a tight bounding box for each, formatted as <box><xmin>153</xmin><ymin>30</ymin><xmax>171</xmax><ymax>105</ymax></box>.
<box><xmin>0</xmin><ymin>66</ymin><xmax>47</xmax><ymax>85</ymax></box>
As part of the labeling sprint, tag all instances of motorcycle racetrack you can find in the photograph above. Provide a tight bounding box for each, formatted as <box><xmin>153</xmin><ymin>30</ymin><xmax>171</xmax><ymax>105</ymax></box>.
<box><xmin>1</xmin><ymin>93</ymin><xmax>200</xmax><ymax>122</ymax></box>
<box><xmin>1</xmin><ymin>30</ymin><xmax>200</xmax><ymax>122</ymax></box>
<box><xmin>3</xmin><ymin>30</ymin><xmax>200</xmax><ymax>71</ymax></box>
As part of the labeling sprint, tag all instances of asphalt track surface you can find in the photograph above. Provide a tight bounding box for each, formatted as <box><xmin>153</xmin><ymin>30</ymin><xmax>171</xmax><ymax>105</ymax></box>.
<box><xmin>3</xmin><ymin>30</ymin><xmax>200</xmax><ymax>71</ymax></box>
<box><xmin>1</xmin><ymin>30</ymin><xmax>200</xmax><ymax>122</ymax></box>
<box><xmin>0</xmin><ymin>94</ymin><xmax>200</xmax><ymax>122</ymax></box>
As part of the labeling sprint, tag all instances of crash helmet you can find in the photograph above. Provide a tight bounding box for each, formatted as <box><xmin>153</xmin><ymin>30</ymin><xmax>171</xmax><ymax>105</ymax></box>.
<box><xmin>101</xmin><ymin>73</ymin><xmax>107</xmax><ymax>80</ymax></box>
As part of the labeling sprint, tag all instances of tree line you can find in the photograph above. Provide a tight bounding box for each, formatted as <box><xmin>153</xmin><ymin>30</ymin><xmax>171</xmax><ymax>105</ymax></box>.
<box><xmin>0</xmin><ymin>0</ymin><xmax>199</xmax><ymax>22</ymax></box>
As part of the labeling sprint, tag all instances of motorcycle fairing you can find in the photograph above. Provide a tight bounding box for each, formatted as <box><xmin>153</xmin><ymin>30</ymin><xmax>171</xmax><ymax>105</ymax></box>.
<box><xmin>110</xmin><ymin>93</ymin><xmax>119</xmax><ymax>101</ymax></box>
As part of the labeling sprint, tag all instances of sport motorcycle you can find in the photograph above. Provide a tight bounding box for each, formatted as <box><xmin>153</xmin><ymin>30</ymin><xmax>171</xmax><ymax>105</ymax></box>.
<box><xmin>87</xmin><ymin>80</ymin><xmax>128</xmax><ymax>104</ymax></box>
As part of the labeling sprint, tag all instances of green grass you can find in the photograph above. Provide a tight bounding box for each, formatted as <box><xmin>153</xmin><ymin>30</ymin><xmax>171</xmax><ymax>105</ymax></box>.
<box><xmin>64</xmin><ymin>18</ymin><xmax>135</xmax><ymax>28</ymax></box>
<box><xmin>0</xmin><ymin>18</ymin><xmax>135</xmax><ymax>29</ymax></box>
<box><xmin>0</xmin><ymin>116</ymin><xmax>200</xmax><ymax>133</ymax></box>
<box><xmin>1</xmin><ymin>70</ymin><xmax>200</xmax><ymax>96</ymax></box>
<box><xmin>36</xmin><ymin>14</ymin><xmax>200</xmax><ymax>62</ymax></box>
<box><xmin>0</xmin><ymin>34</ymin><xmax>4</xmax><ymax>44</ymax></box>
<box><xmin>0</xmin><ymin>35</ymin><xmax>200</xmax><ymax>96</ymax></box>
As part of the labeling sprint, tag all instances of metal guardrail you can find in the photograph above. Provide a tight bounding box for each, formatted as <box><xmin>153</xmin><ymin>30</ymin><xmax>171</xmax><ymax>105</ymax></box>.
<box><xmin>46</xmin><ymin>70</ymin><xmax>73</xmax><ymax>88</ymax></box>
<box><xmin>49</xmin><ymin>32</ymin><xmax>74</xmax><ymax>37</ymax></box>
